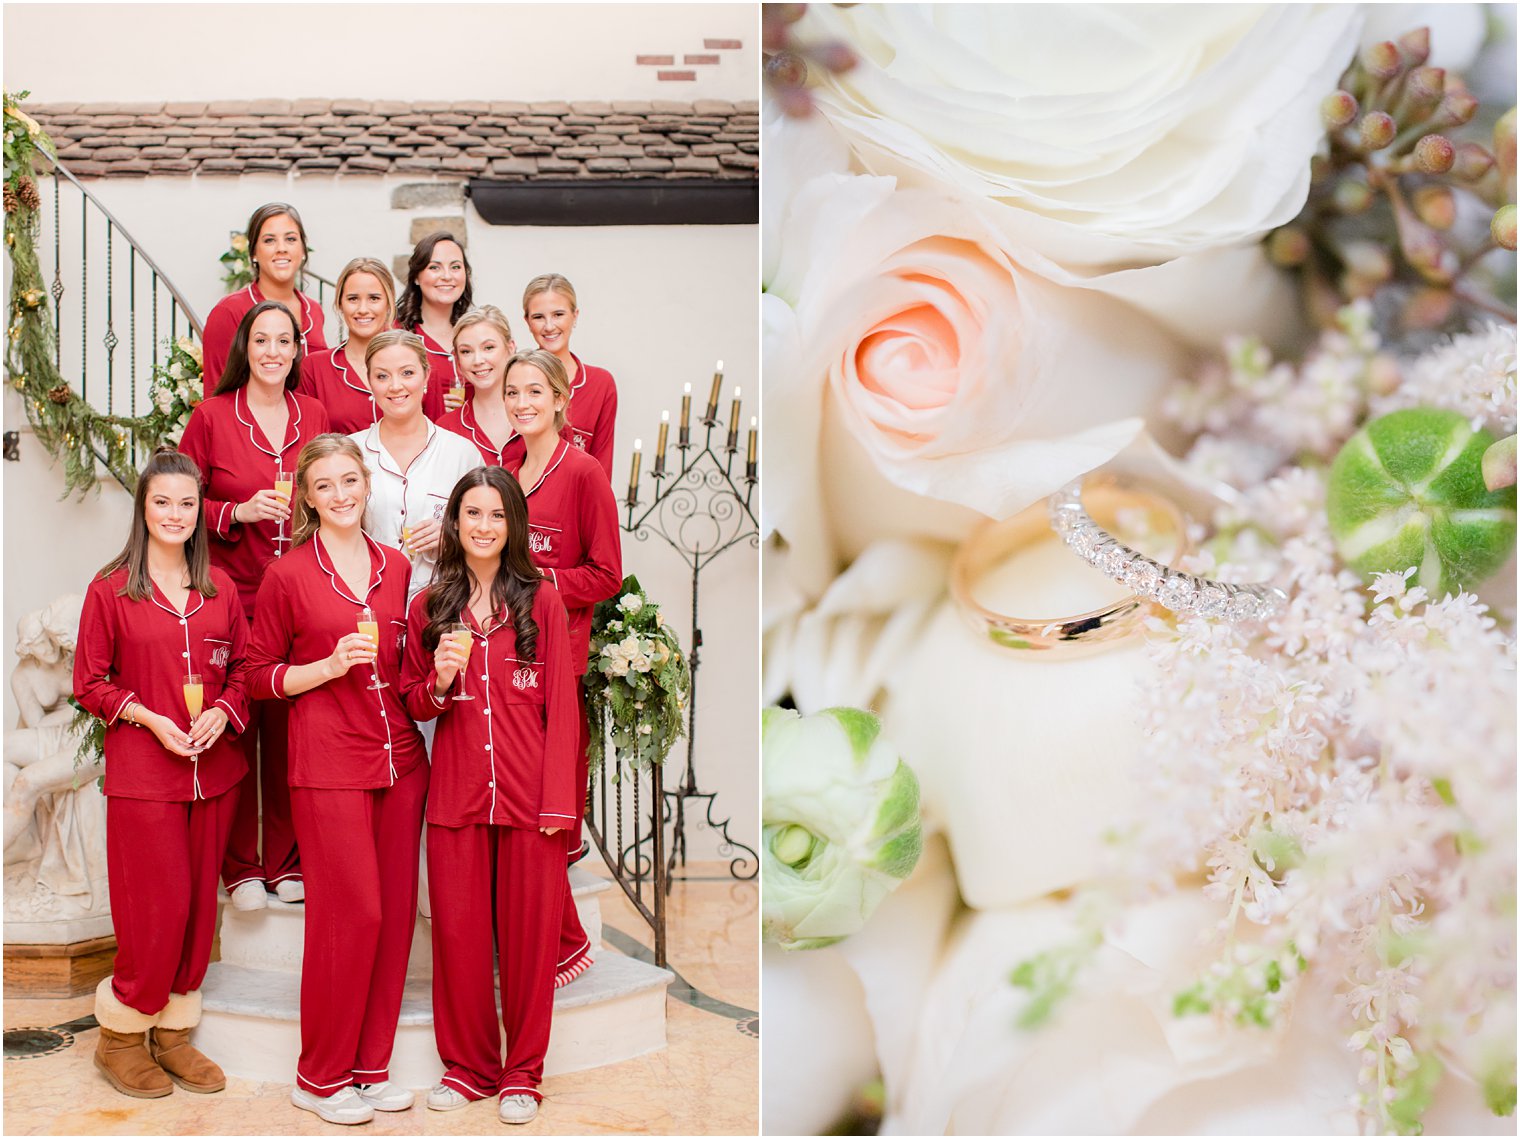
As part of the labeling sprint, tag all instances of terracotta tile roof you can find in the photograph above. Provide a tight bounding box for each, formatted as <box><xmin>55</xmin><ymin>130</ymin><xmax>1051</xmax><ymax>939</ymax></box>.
<box><xmin>28</xmin><ymin>99</ymin><xmax>759</xmax><ymax>181</ymax></box>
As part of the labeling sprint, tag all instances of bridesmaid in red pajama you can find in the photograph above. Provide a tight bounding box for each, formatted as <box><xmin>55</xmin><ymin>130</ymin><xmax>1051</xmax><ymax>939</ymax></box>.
<box><xmin>248</xmin><ymin>434</ymin><xmax>427</xmax><ymax>1126</ymax></box>
<box><xmin>75</xmin><ymin>448</ymin><xmax>250</xmax><ymax>1099</ymax></box>
<box><xmin>394</xmin><ymin>232</ymin><xmax>473</xmax><ymax>421</ymax></box>
<box><xmin>298</xmin><ymin>257</ymin><xmax>394</xmax><ymax>434</ymax></box>
<box><xmin>517</xmin><ymin>274</ymin><xmax>618</xmax><ymax>478</ymax></box>
<box><xmin>201</xmin><ymin>203</ymin><xmax>327</xmax><ymax>391</ymax></box>
<box><xmin>402</xmin><ymin>467</ymin><xmax>577</xmax><ymax>1125</ymax></box>
<box><xmin>178</xmin><ymin>301</ymin><xmax>329</xmax><ymax>911</ymax></box>
<box><xmin>437</xmin><ymin>305</ymin><xmax>517</xmax><ymax>466</ymax></box>
<box><xmin>502</xmin><ymin>350</ymin><xmax>622</xmax><ymax>987</ymax></box>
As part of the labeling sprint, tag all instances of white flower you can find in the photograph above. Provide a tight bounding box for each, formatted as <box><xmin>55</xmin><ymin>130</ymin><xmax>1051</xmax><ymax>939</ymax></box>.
<box><xmin>618</xmin><ymin>592</ymin><xmax>643</xmax><ymax>615</ymax></box>
<box><xmin>799</xmin><ymin>4</ymin><xmax>1362</xmax><ymax>264</ymax></box>
<box><xmin>763</xmin><ymin>120</ymin><xmax>1184</xmax><ymax>601</ymax></box>
<box><xmin>152</xmin><ymin>385</ymin><xmax>174</xmax><ymax>414</ymax></box>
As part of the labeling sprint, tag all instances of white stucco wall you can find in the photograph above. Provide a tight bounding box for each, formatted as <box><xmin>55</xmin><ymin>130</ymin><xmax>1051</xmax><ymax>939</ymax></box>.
<box><xmin>4</xmin><ymin>3</ymin><xmax>758</xmax><ymax>103</ymax></box>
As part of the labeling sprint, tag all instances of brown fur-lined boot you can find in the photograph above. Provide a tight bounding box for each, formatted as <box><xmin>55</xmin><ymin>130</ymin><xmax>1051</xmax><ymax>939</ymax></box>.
<box><xmin>148</xmin><ymin>990</ymin><xmax>225</xmax><ymax>1093</ymax></box>
<box><xmin>93</xmin><ymin>978</ymin><xmax>172</xmax><ymax>1098</ymax></box>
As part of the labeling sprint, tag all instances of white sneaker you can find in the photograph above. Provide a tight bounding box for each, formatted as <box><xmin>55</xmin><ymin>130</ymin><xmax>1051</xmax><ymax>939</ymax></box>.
<box><xmin>291</xmin><ymin>1085</ymin><xmax>375</xmax><ymax>1125</ymax></box>
<box><xmin>229</xmin><ymin>881</ymin><xmax>267</xmax><ymax>911</ymax></box>
<box><xmin>426</xmin><ymin>1084</ymin><xmax>470</xmax><ymax>1112</ymax></box>
<box><xmin>354</xmin><ymin>1080</ymin><xmax>414</xmax><ymax>1111</ymax></box>
<box><xmin>498</xmin><ymin>1094</ymin><xmax>538</xmax><ymax>1124</ymax></box>
<box><xmin>273</xmin><ymin>879</ymin><xmax>305</xmax><ymax>903</ymax></box>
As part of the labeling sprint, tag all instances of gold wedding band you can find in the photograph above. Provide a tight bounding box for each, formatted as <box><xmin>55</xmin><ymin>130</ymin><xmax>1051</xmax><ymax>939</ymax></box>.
<box><xmin>950</xmin><ymin>476</ymin><xmax>1191</xmax><ymax>658</ymax></box>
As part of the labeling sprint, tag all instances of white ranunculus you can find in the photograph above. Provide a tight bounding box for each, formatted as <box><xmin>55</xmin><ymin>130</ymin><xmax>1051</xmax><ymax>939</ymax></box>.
<box><xmin>617</xmin><ymin>592</ymin><xmax>643</xmax><ymax>615</ymax></box>
<box><xmin>763</xmin><ymin>154</ymin><xmax>1184</xmax><ymax>606</ymax></box>
<box><xmin>798</xmin><ymin>5</ymin><xmax>1362</xmax><ymax>266</ymax></box>
<box><xmin>152</xmin><ymin>385</ymin><xmax>175</xmax><ymax>414</ymax></box>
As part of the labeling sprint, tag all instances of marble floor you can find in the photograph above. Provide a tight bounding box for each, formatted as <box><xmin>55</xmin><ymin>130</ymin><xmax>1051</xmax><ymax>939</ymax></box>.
<box><xmin>2</xmin><ymin>861</ymin><xmax>758</xmax><ymax>1136</ymax></box>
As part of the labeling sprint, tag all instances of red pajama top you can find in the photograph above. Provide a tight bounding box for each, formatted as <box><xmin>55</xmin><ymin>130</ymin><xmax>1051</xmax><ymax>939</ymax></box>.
<box><xmin>178</xmin><ymin>388</ymin><xmax>331</xmax><ymax>621</ymax></box>
<box><xmin>201</xmin><ymin>284</ymin><xmax>328</xmax><ymax>392</ymax></box>
<box><xmin>298</xmin><ymin>345</ymin><xmax>378</xmax><ymax>435</ymax></box>
<box><xmin>73</xmin><ymin>566</ymin><xmax>251</xmax><ymax>802</ymax></box>
<box><xmin>504</xmin><ymin>439</ymin><xmax>622</xmax><ymax>676</ymax></box>
<box><xmin>400</xmin><ymin>323</ymin><xmax>452</xmax><ymax>422</ymax></box>
<box><xmin>502</xmin><ymin>354</ymin><xmax>617</xmax><ymax>479</ymax></box>
<box><xmin>247</xmin><ymin>532</ymin><xmax>426</xmax><ymax>790</ymax></box>
<box><xmin>401</xmin><ymin>585</ymin><xmax>577</xmax><ymax>830</ymax></box>
<box><xmin>436</xmin><ymin>400</ymin><xmax>512</xmax><ymax>466</ymax></box>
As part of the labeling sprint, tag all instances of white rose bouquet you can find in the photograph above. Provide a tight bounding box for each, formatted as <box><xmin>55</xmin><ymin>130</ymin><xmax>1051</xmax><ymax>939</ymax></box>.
<box><xmin>144</xmin><ymin>335</ymin><xmax>204</xmax><ymax>444</ymax></box>
<box><xmin>219</xmin><ymin>230</ymin><xmax>252</xmax><ymax>292</ymax></box>
<box><xmin>584</xmin><ymin>574</ymin><xmax>690</xmax><ymax>776</ymax></box>
<box><xmin>763</xmin><ymin>5</ymin><xmax>1518</xmax><ymax>1136</ymax></box>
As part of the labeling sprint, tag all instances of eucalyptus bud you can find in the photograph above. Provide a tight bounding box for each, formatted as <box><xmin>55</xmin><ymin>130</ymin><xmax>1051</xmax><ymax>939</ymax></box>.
<box><xmin>1434</xmin><ymin>91</ymin><xmax>1479</xmax><ymax>129</ymax></box>
<box><xmin>1403</xmin><ymin>225</ymin><xmax>1458</xmax><ymax>285</ymax></box>
<box><xmin>1342</xmin><ymin>240</ymin><xmax>1393</xmax><ymax>282</ymax></box>
<box><xmin>1413</xmin><ymin>134</ymin><xmax>1456</xmax><ymax>175</ymax></box>
<box><xmin>1266</xmin><ymin>226</ymin><xmax>1311</xmax><ymax>266</ymax></box>
<box><xmin>1321</xmin><ymin>90</ymin><xmax>1358</xmax><ymax>129</ymax></box>
<box><xmin>1495</xmin><ymin>108</ymin><xmax>1517</xmax><ymax>184</ymax></box>
<box><xmin>1482</xmin><ymin>435</ymin><xmax>1518</xmax><ymax>492</ymax></box>
<box><xmin>1451</xmin><ymin>141</ymin><xmax>1496</xmax><ymax>183</ymax></box>
<box><xmin>1397</xmin><ymin>27</ymin><xmax>1431</xmax><ymax>68</ymax></box>
<box><xmin>1412</xmin><ymin>185</ymin><xmax>1456</xmax><ymax>230</ymax></box>
<box><xmin>1395</xmin><ymin>66</ymin><xmax>1445</xmax><ymax>120</ymax></box>
<box><xmin>1332</xmin><ymin>178</ymin><xmax>1374</xmax><ymax>214</ymax></box>
<box><xmin>1493</xmin><ymin>204</ymin><xmax>1517</xmax><ymax>252</ymax></box>
<box><xmin>765</xmin><ymin>51</ymin><xmax>809</xmax><ymax>89</ymax></box>
<box><xmin>812</xmin><ymin>41</ymin><xmax>858</xmax><ymax>74</ymax></box>
<box><xmin>1366</xmin><ymin>354</ymin><xmax>1402</xmax><ymax>396</ymax></box>
<box><xmin>1359</xmin><ymin>41</ymin><xmax>1403</xmax><ymax>82</ymax></box>
<box><xmin>1401</xmin><ymin>287</ymin><xmax>1456</xmax><ymax>331</ymax></box>
<box><xmin>1360</xmin><ymin>112</ymin><xmax>1397</xmax><ymax>151</ymax></box>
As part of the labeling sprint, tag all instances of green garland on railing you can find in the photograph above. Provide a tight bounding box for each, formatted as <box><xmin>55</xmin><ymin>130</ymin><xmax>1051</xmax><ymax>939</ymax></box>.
<box><xmin>4</xmin><ymin>89</ymin><xmax>176</xmax><ymax>497</ymax></box>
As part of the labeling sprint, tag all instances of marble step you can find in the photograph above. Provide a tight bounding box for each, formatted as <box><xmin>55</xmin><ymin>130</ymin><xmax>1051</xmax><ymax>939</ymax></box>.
<box><xmin>217</xmin><ymin>866</ymin><xmax>612</xmax><ymax>979</ymax></box>
<box><xmin>194</xmin><ymin>950</ymin><xmax>673</xmax><ymax>1086</ymax></box>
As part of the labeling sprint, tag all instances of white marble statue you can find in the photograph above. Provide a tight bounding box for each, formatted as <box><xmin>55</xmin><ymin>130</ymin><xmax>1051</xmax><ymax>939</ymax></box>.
<box><xmin>3</xmin><ymin>593</ymin><xmax>113</xmax><ymax>944</ymax></box>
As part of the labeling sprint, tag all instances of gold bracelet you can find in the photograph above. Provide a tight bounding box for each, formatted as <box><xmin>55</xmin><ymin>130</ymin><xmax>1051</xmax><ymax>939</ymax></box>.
<box><xmin>949</xmin><ymin>477</ymin><xmax>1192</xmax><ymax>658</ymax></box>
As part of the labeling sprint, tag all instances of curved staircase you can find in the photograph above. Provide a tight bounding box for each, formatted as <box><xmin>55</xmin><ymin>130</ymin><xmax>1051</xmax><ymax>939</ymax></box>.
<box><xmin>192</xmin><ymin>864</ymin><xmax>673</xmax><ymax>1087</ymax></box>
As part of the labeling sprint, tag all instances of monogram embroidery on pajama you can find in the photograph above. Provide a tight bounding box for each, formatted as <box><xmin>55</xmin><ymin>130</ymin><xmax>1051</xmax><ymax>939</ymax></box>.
<box><xmin>529</xmin><ymin>530</ymin><xmax>553</xmax><ymax>554</ymax></box>
<box><xmin>512</xmin><ymin>667</ymin><xmax>539</xmax><ymax>691</ymax></box>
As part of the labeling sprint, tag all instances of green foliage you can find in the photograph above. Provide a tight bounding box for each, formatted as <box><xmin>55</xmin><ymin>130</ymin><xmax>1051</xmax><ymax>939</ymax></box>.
<box><xmin>67</xmin><ymin>696</ymin><xmax>106</xmax><ymax>790</ymax></box>
<box><xmin>1386</xmin><ymin>1052</ymin><xmax>1443</xmax><ymax>1135</ymax></box>
<box><xmin>1173</xmin><ymin>942</ymin><xmax>1306</xmax><ymax>1029</ymax></box>
<box><xmin>583</xmin><ymin>574</ymin><xmax>690</xmax><ymax>778</ymax></box>
<box><xmin>4</xmin><ymin>90</ymin><xmax>183</xmax><ymax>497</ymax></box>
<box><xmin>220</xmin><ymin>232</ymin><xmax>252</xmax><ymax>292</ymax></box>
<box><xmin>1009</xmin><ymin>929</ymin><xmax>1102</xmax><ymax>1029</ymax></box>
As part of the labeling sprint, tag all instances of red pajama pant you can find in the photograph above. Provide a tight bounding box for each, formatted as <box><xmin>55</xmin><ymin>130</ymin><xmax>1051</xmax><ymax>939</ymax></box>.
<box><xmin>288</xmin><ymin>762</ymin><xmax>427</xmax><ymax>1095</ymax></box>
<box><xmin>428</xmin><ymin>823</ymin><xmax>565</xmax><ymax>1101</ymax></box>
<box><xmin>107</xmin><ymin>787</ymin><xmax>239</xmax><ymax>1015</ymax></box>
<box><xmin>556</xmin><ymin>697</ymin><xmax>592</xmax><ymax>973</ymax></box>
<box><xmin>221</xmin><ymin>698</ymin><xmax>299</xmax><ymax>889</ymax></box>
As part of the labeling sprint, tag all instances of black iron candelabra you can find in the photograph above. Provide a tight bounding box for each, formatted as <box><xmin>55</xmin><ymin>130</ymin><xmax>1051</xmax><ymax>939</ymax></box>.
<box><xmin>622</xmin><ymin>363</ymin><xmax>758</xmax><ymax>880</ymax></box>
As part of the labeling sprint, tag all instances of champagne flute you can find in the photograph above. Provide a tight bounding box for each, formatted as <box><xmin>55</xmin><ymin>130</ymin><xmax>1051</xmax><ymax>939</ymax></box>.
<box><xmin>357</xmin><ymin>606</ymin><xmax>388</xmax><ymax>690</ymax></box>
<box><xmin>273</xmin><ymin>467</ymin><xmax>294</xmax><ymax>552</ymax></box>
<box><xmin>448</xmin><ymin>623</ymin><xmax>475</xmax><ymax>701</ymax></box>
<box><xmin>184</xmin><ymin>673</ymin><xmax>204</xmax><ymax>751</ymax></box>
<box><xmin>449</xmin><ymin>379</ymin><xmax>466</xmax><ymax>407</ymax></box>
<box><xmin>399</xmin><ymin>523</ymin><xmax>415</xmax><ymax>561</ymax></box>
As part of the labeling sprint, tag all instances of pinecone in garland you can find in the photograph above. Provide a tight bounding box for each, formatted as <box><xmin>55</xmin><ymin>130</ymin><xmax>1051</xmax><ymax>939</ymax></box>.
<box><xmin>2</xmin><ymin>183</ymin><xmax>16</xmax><ymax>214</ymax></box>
<box><xmin>47</xmin><ymin>384</ymin><xmax>71</xmax><ymax>405</ymax></box>
<box><xmin>17</xmin><ymin>176</ymin><xmax>40</xmax><ymax>211</ymax></box>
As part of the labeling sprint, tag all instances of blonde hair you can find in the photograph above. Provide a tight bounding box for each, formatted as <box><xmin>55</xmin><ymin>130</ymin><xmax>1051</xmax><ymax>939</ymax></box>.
<box><xmin>504</xmin><ymin>349</ymin><xmax>571</xmax><ymax>432</ymax></box>
<box><xmin>333</xmin><ymin>257</ymin><xmax>396</xmax><ymax>333</ymax></box>
<box><xmin>291</xmin><ymin>434</ymin><xmax>370</xmax><ymax>547</ymax></box>
<box><xmin>521</xmin><ymin>273</ymin><xmax>578</xmax><ymax>314</ymax></box>
<box><xmin>452</xmin><ymin>305</ymin><xmax>515</xmax><ymax>361</ymax></box>
<box><xmin>364</xmin><ymin>328</ymin><xmax>429</xmax><ymax>380</ymax></box>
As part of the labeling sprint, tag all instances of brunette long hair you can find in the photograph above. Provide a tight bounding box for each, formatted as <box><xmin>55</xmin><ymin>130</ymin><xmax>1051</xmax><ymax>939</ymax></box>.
<box><xmin>290</xmin><ymin>434</ymin><xmax>371</xmax><ymax>548</ymax></box>
<box><xmin>101</xmin><ymin>448</ymin><xmax>217</xmax><ymax>601</ymax></box>
<box><xmin>424</xmin><ymin>467</ymin><xmax>540</xmax><ymax>661</ymax></box>
<box><xmin>214</xmin><ymin>300</ymin><xmax>304</xmax><ymax>396</ymax></box>
<box><xmin>395</xmin><ymin>232</ymin><xmax>474</xmax><ymax>329</ymax></box>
